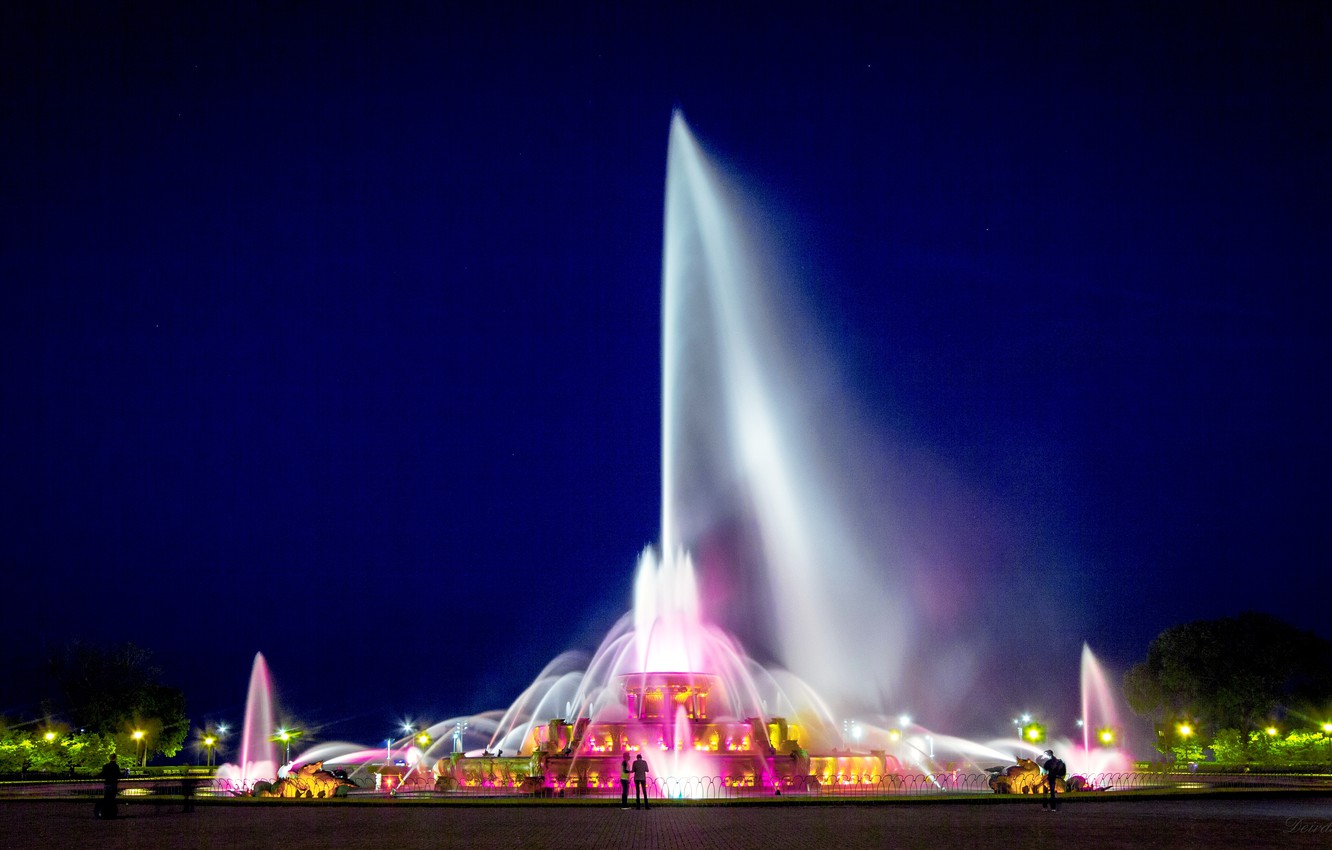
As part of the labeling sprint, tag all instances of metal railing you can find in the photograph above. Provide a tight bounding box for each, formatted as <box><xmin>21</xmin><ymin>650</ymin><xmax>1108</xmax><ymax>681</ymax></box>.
<box><xmin>2</xmin><ymin>770</ymin><xmax>1328</xmax><ymax>801</ymax></box>
<box><xmin>350</xmin><ymin>770</ymin><xmax>1332</xmax><ymax>800</ymax></box>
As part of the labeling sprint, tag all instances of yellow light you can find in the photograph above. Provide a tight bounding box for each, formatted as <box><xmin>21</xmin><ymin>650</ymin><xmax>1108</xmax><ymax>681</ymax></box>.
<box><xmin>204</xmin><ymin>736</ymin><xmax>215</xmax><ymax>746</ymax></box>
<box><xmin>279</xmin><ymin>730</ymin><xmax>290</xmax><ymax>741</ymax></box>
<box><xmin>417</xmin><ymin>733</ymin><xmax>430</xmax><ymax>746</ymax></box>
<box><xmin>132</xmin><ymin>730</ymin><xmax>145</xmax><ymax>741</ymax></box>
<box><xmin>1265</xmin><ymin>726</ymin><xmax>1278</xmax><ymax>737</ymax></box>
<box><xmin>44</xmin><ymin>731</ymin><xmax>56</xmax><ymax>742</ymax></box>
<box><xmin>888</xmin><ymin>729</ymin><xmax>901</xmax><ymax>742</ymax></box>
<box><xmin>1098</xmin><ymin>729</ymin><xmax>1114</xmax><ymax>745</ymax></box>
<box><xmin>1322</xmin><ymin>723</ymin><xmax>1332</xmax><ymax>734</ymax></box>
<box><xmin>1177</xmin><ymin>724</ymin><xmax>1192</xmax><ymax>738</ymax></box>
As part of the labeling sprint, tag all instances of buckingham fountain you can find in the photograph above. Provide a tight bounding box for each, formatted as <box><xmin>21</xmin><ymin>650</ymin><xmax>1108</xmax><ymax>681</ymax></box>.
<box><xmin>219</xmin><ymin>113</ymin><xmax>1131</xmax><ymax>797</ymax></box>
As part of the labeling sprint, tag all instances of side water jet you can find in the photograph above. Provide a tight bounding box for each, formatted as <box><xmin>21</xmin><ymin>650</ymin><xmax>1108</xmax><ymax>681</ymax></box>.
<box><xmin>1075</xmin><ymin>644</ymin><xmax>1132</xmax><ymax>775</ymax></box>
<box><xmin>216</xmin><ymin>652</ymin><xmax>279</xmax><ymax>790</ymax></box>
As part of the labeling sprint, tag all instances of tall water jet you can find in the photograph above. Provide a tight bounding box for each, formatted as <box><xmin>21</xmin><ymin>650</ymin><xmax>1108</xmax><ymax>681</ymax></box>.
<box><xmin>296</xmin><ymin>113</ymin><xmax>1133</xmax><ymax>797</ymax></box>
<box><xmin>660</xmin><ymin>111</ymin><xmax>909</xmax><ymax>712</ymax></box>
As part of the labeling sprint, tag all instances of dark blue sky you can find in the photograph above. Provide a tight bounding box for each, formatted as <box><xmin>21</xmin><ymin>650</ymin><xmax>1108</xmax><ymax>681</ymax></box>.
<box><xmin>2</xmin><ymin>2</ymin><xmax>1328</xmax><ymax>747</ymax></box>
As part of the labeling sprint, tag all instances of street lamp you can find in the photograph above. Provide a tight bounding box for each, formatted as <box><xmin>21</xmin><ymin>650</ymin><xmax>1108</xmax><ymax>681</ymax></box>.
<box><xmin>1098</xmin><ymin>728</ymin><xmax>1115</xmax><ymax>746</ymax></box>
<box><xmin>132</xmin><ymin>729</ymin><xmax>146</xmax><ymax>767</ymax></box>
<box><xmin>1176</xmin><ymin>723</ymin><xmax>1194</xmax><ymax>764</ymax></box>
<box><xmin>417</xmin><ymin>732</ymin><xmax>431</xmax><ymax>748</ymax></box>
<box><xmin>203</xmin><ymin>735</ymin><xmax>217</xmax><ymax>767</ymax></box>
<box><xmin>1022</xmin><ymin>721</ymin><xmax>1045</xmax><ymax>744</ymax></box>
<box><xmin>273</xmin><ymin>728</ymin><xmax>302</xmax><ymax>764</ymax></box>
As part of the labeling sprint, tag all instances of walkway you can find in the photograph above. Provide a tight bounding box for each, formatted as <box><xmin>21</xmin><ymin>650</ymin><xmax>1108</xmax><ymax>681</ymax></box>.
<box><xmin>6</xmin><ymin>795</ymin><xmax>1331</xmax><ymax>850</ymax></box>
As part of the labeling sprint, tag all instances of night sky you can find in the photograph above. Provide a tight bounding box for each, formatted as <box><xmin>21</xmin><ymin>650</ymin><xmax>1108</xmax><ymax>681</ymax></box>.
<box><xmin>2</xmin><ymin>3</ymin><xmax>1328</xmax><ymax>750</ymax></box>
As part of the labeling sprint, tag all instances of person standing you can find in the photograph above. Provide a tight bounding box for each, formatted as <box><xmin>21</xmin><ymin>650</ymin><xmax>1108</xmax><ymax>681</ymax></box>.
<box><xmin>96</xmin><ymin>753</ymin><xmax>121</xmax><ymax>818</ymax></box>
<box><xmin>1042</xmin><ymin>749</ymin><xmax>1065</xmax><ymax>811</ymax></box>
<box><xmin>632</xmin><ymin>753</ymin><xmax>650</xmax><ymax>809</ymax></box>
<box><xmin>619</xmin><ymin>754</ymin><xmax>631</xmax><ymax>808</ymax></box>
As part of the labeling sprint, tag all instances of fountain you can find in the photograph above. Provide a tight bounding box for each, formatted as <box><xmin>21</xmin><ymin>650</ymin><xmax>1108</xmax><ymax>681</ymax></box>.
<box><xmin>416</xmin><ymin>112</ymin><xmax>1005</xmax><ymax>793</ymax></box>
<box><xmin>423</xmin><ymin>546</ymin><xmax>869</xmax><ymax>795</ymax></box>
<box><xmin>1075</xmin><ymin>643</ymin><xmax>1132</xmax><ymax>775</ymax></box>
<box><xmin>235</xmin><ymin>113</ymin><xmax>1134</xmax><ymax>797</ymax></box>
<box><xmin>215</xmin><ymin>652</ymin><xmax>279</xmax><ymax>791</ymax></box>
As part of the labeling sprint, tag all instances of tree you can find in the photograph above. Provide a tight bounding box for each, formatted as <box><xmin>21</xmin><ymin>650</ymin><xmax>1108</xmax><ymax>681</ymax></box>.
<box><xmin>46</xmin><ymin>642</ymin><xmax>190</xmax><ymax>763</ymax></box>
<box><xmin>1124</xmin><ymin>613</ymin><xmax>1332</xmax><ymax>758</ymax></box>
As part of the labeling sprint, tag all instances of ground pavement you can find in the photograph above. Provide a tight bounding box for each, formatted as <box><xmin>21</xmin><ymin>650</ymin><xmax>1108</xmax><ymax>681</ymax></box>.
<box><xmin>4</xmin><ymin>796</ymin><xmax>1332</xmax><ymax>850</ymax></box>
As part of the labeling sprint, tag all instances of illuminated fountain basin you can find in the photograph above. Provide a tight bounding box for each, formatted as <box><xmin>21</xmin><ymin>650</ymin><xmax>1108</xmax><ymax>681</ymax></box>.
<box><xmin>430</xmin><ymin>547</ymin><xmax>851</xmax><ymax>796</ymax></box>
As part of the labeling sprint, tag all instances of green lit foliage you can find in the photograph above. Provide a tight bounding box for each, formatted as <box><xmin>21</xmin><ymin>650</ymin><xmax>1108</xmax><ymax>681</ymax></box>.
<box><xmin>1168</xmin><ymin>741</ymin><xmax>1204</xmax><ymax>764</ymax></box>
<box><xmin>1209</xmin><ymin>728</ymin><xmax>1246</xmax><ymax>763</ymax></box>
<box><xmin>0</xmin><ymin>722</ymin><xmax>31</xmax><ymax>774</ymax></box>
<box><xmin>0</xmin><ymin>718</ymin><xmax>120</xmax><ymax>774</ymax></box>
<box><xmin>1210</xmin><ymin>727</ymin><xmax>1332</xmax><ymax>766</ymax></box>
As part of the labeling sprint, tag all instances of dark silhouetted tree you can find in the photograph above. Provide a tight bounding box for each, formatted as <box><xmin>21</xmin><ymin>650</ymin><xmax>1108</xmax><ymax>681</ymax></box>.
<box><xmin>1124</xmin><ymin>613</ymin><xmax>1332</xmax><ymax>756</ymax></box>
<box><xmin>46</xmin><ymin>642</ymin><xmax>189</xmax><ymax>763</ymax></box>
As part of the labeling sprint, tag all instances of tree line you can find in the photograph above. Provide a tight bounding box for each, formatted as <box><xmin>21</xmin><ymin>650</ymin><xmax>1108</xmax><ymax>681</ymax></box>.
<box><xmin>0</xmin><ymin>642</ymin><xmax>188</xmax><ymax>775</ymax></box>
<box><xmin>1125</xmin><ymin>612</ymin><xmax>1332</xmax><ymax>766</ymax></box>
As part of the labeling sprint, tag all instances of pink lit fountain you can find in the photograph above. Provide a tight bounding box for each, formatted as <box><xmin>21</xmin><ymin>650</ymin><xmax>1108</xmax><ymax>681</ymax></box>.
<box><xmin>297</xmin><ymin>113</ymin><xmax>1134</xmax><ymax>797</ymax></box>
<box><xmin>1073</xmin><ymin>643</ymin><xmax>1132</xmax><ymax>776</ymax></box>
<box><xmin>215</xmin><ymin>652</ymin><xmax>280</xmax><ymax>792</ymax></box>
<box><xmin>453</xmin><ymin>546</ymin><xmax>863</xmax><ymax>796</ymax></box>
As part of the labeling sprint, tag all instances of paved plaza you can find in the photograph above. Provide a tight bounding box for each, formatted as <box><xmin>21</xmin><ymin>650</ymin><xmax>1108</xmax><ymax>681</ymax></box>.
<box><xmin>5</xmin><ymin>795</ymin><xmax>1332</xmax><ymax>850</ymax></box>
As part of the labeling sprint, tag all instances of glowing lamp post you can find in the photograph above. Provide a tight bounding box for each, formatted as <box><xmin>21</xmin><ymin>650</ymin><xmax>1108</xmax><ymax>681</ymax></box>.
<box><xmin>417</xmin><ymin>732</ymin><xmax>431</xmax><ymax>748</ymax></box>
<box><xmin>132</xmin><ymin>729</ymin><xmax>146</xmax><ymax>767</ymax></box>
<box><xmin>1098</xmin><ymin>728</ymin><xmax>1115</xmax><ymax>747</ymax></box>
<box><xmin>43</xmin><ymin>731</ymin><xmax>56</xmax><ymax>743</ymax></box>
<box><xmin>1176</xmin><ymin>723</ymin><xmax>1194</xmax><ymax>765</ymax></box>
<box><xmin>1022</xmin><ymin>722</ymin><xmax>1045</xmax><ymax>745</ymax></box>
<box><xmin>273</xmin><ymin>728</ymin><xmax>302</xmax><ymax>764</ymax></box>
<box><xmin>203</xmin><ymin>735</ymin><xmax>217</xmax><ymax>767</ymax></box>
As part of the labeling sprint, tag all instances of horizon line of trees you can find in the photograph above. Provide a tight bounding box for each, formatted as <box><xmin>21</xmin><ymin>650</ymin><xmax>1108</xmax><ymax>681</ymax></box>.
<box><xmin>1124</xmin><ymin>612</ymin><xmax>1332</xmax><ymax>766</ymax></box>
<box><xmin>0</xmin><ymin>641</ymin><xmax>189</xmax><ymax>775</ymax></box>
